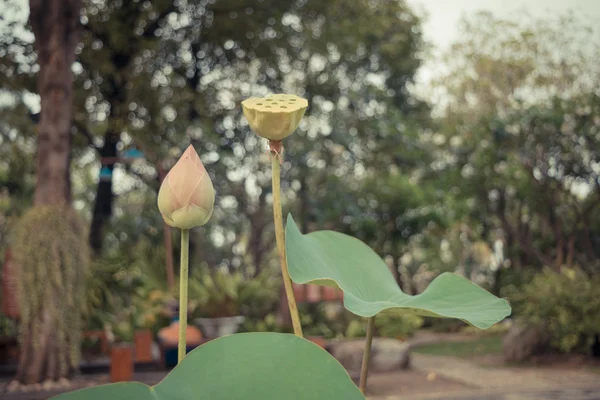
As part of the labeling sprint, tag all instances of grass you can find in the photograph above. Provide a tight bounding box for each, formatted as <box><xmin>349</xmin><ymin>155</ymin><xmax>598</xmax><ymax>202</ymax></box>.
<box><xmin>412</xmin><ymin>334</ymin><xmax>503</xmax><ymax>359</ymax></box>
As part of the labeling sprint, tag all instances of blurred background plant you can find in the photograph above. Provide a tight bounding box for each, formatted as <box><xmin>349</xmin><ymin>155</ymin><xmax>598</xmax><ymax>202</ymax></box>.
<box><xmin>0</xmin><ymin>313</ymin><xmax>17</xmax><ymax>337</ymax></box>
<box><xmin>345</xmin><ymin>312</ymin><xmax>423</xmax><ymax>340</ymax></box>
<box><xmin>239</xmin><ymin>313</ymin><xmax>282</xmax><ymax>334</ymax></box>
<box><xmin>506</xmin><ymin>268</ymin><xmax>600</xmax><ymax>353</ymax></box>
<box><xmin>0</xmin><ymin>0</ymin><xmax>599</xmax><ymax>381</ymax></box>
<box><xmin>188</xmin><ymin>269</ymin><xmax>244</xmax><ymax>319</ymax></box>
<box><xmin>300</xmin><ymin>304</ymin><xmax>352</xmax><ymax>339</ymax></box>
<box><xmin>12</xmin><ymin>206</ymin><xmax>90</xmax><ymax>381</ymax></box>
<box><xmin>84</xmin><ymin>237</ymin><xmax>174</xmax><ymax>338</ymax></box>
<box><xmin>188</xmin><ymin>267</ymin><xmax>280</xmax><ymax>320</ymax></box>
<box><xmin>107</xmin><ymin>312</ymin><xmax>135</xmax><ymax>344</ymax></box>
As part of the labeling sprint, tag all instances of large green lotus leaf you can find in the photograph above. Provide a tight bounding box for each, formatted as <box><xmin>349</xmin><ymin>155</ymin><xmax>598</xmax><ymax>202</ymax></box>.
<box><xmin>53</xmin><ymin>333</ymin><xmax>364</xmax><ymax>400</ymax></box>
<box><xmin>285</xmin><ymin>215</ymin><xmax>510</xmax><ymax>329</ymax></box>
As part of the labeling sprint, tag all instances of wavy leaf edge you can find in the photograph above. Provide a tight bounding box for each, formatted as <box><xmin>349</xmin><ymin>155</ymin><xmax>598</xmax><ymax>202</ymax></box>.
<box><xmin>285</xmin><ymin>214</ymin><xmax>511</xmax><ymax>329</ymax></box>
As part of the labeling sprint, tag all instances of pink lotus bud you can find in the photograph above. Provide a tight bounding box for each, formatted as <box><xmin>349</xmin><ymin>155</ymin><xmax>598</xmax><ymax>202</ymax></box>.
<box><xmin>158</xmin><ymin>145</ymin><xmax>215</xmax><ymax>229</ymax></box>
<box><xmin>241</xmin><ymin>94</ymin><xmax>308</xmax><ymax>141</ymax></box>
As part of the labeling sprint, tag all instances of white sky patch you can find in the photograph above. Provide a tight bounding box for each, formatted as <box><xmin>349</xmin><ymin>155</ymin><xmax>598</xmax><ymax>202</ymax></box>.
<box><xmin>407</xmin><ymin>0</ymin><xmax>600</xmax><ymax>87</ymax></box>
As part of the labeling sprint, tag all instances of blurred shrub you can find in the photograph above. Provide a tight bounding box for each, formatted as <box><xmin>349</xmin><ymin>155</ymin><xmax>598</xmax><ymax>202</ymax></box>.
<box><xmin>300</xmin><ymin>303</ymin><xmax>364</xmax><ymax>339</ymax></box>
<box><xmin>345</xmin><ymin>319</ymin><xmax>365</xmax><ymax>338</ymax></box>
<box><xmin>507</xmin><ymin>268</ymin><xmax>600</xmax><ymax>353</ymax></box>
<box><xmin>189</xmin><ymin>268</ymin><xmax>280</xmax><ymax>319</ymax></box>
<box><xmin>498</xmin><ymin>267</ymin><xmax>535</xmax><ymax>300</ymax></box>
<box><xmin>238</xmin><ymin>269</ymin><xmax>281</xmax><ymax>320</ymax></box>
<box><xmin>239</xmin><ymin>313</ymin><xmax>287</xmax><ymax>334</ymax></box>
<box><xmin>102</xmin><ymin>311</ymin><xmax>136</xmax><ymax>344</ymax></box>
<box><xmin>131</xmin><ymin>286</ymin><xmax>173</xmax><ymax>334</ymax></box>
<box><xmin>84</xmin><ymin>259</ymin><xmax>125</xmax><ymax>331</ymax></box>
<box><xmin>346</xmin><ymin>312</ymin><xmax>423</xmax><ymax>339</ymax></box>
<box><xmin>84</xmin><ymin>238</ymin><xmax>174</xmax><ymax>335</ymax></box>
<box><xmin>375</xmin><ymin>312</ymin><xmax>423</xmax><ymax>339</ymax></box>
<box><xmin>189</xmin><ymin>269</ymin><xmax>243</xmax><ymax>318</ymax></box>
<box><xmin>424</xmin><ymin>317</ymin><xmax>466</xmax><ymax>333</ymax></box>
<box><xmin>0</xmin><ymin>312</ymin><xmax>17</xmax><ymax>336</ymax></box>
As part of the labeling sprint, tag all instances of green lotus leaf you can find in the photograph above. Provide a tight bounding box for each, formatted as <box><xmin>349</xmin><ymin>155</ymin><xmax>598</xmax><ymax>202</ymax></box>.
<box><xmin>52</xmin><ymin>332</ymin><xmax>364</xmax><ymax>400</ymax></box>
<box><xmin>285</xmin><ymin>214</ymin><xmax>510</xmax><ymax>329</ymax></box>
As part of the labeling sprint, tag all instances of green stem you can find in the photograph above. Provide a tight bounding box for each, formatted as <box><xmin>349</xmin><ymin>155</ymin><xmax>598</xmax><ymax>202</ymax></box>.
<box><xmin>359</xmin><ymin>316</ymin><xmax>375</xmax><ymax>394</ymax></box>
<box><xmin>178</xmin><ymin>228</ymin><xmax>190</xmax><ymax>363</ymax></box>
<box><xmin>270</xmin><ymin>149</ymin><xmax>303</xmax><ymax>337</ymax></box>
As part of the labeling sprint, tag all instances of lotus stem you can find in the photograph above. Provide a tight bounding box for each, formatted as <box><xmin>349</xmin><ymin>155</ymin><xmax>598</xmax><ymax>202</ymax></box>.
<box><xmin>270</xmin><ymin>141</ymin><xmax>303</xmax><ymax>337</ymax></box>
<box><xmin>178</xmin><ymin>228</ymin><xmax>190</xmax><ymax>363</ymax></box>
<box><xmin>359</xmin><ymin>316</ymin><xmax>375</xmax><ymax>394</ymax></box>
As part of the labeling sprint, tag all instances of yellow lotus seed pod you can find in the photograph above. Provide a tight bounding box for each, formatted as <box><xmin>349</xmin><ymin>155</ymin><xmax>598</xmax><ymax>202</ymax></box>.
<box><xmin>158</xmin><ymin>145</ymin><xmax>215</xmax><ymax>229</ymax></box>
<box><xmin>241</xmin><ymin>94</ymin><xmax>308</xmax><ymax>141</ymax></box>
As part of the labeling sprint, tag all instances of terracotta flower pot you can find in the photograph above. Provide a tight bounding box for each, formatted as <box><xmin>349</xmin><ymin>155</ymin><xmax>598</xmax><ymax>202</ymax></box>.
<box><xmin>293</xmin><ymin>283</ymin><xmax>306</xmax><ymax>303</ymax></box>
<box><xmin>307</xmin><ymin>285</ymin><xmax>321</xmax><ymax>303</ymax></box>
<box><xmin>157</xmin><ymin>320</ymin><xmax>206</xmax><ymax>368</ymax></box>
<box><xmin>110</xmin><ymin>343</ymin><xmax>133</xmax><ymax>383</ymax></box>
<box><xmin>158</xmin><ymin>321</ymin><xmax>203</xmax><ymax>346</ymax></box>
<box><xmin>308</xmin><ymin>336</ymin><xmax>327</xmax><ymax>349</ymax></box>
<box><xmin>134</xmin><ymin>329</ymin><xmax>153</xmax><ymax>363</ymax></box>
<box><xmin>322</xmin><ymin>286</ymin><xmax>339</xmax><ymax>301</ymax></box>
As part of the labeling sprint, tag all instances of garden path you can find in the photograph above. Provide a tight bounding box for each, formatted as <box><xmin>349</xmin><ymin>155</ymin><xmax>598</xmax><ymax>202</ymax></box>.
<box><xmin>369</xmin><ymin>352</ymin><xmax>600</xmax><ymax>400</ymax></box>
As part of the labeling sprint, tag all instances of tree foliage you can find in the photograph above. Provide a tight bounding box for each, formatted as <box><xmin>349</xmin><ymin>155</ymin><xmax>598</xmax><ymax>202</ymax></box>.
<box><xmin>507</xmin><ymin>268</ymin><xmax>600</xmax><ymax>352</ymax></box>
<box><xmin>431</xmin><ymin>12</ymin><xmax>600</xmax><ymax>279</ymax></box>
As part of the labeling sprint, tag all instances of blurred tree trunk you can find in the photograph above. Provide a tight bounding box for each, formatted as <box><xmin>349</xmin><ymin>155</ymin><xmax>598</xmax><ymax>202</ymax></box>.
<box><xmin>31</xmin><ymin>0</ymin><xmax>80</xmax><ymax>206</ymax></box>
<box><xmin>277</xmin><ymin>285</ymin><xmax>293</xmax><ymax>329</ymax></box>
<box><xmin>85</xmin><ymin>9</ymin><xmax>133</xmax><ymax>254</ymax></box>
<box><xmin>84</xmin><ymin>4</ymin><xmax>173</xmax><ymax>255</ymax></box>
<box><xmin>89</xmin><ymin>130</ymin><xmax>118</xmax><ymax>254</ymax></box>
<box><xmin>20</xmin><ymin>0</ymin><xmax>81</xmax><ymax>384</ymax></box>
<box><xmin>248</xmin><ymin>190</ymin><xmax>268</xmax><ymax>276</ymax></box>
